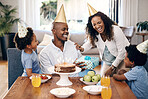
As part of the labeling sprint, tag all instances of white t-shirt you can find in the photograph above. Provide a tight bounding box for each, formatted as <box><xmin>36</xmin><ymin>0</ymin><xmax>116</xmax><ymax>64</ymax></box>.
<box><xmin>39</xmin><ymin>40</ymin><xmax>82</xmax><ymax>74</ymax></box>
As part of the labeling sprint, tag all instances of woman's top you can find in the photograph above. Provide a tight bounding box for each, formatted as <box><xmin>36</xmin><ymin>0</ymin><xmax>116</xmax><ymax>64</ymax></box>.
<box><xmin>82</xmin><ymin>25</ymin><xmax>130</xmax><ymax>67</ymax></box>
<box><xmin>102</xmin><ymin>45</ymin><xmax>116</xmax><ymax>66</ymax></box>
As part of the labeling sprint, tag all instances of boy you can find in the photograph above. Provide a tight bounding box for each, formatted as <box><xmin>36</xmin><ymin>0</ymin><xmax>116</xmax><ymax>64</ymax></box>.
<box><xmin>113</xmin><ymin>45</ymin><xmax>148</xmax><ymax>99</ymax></box>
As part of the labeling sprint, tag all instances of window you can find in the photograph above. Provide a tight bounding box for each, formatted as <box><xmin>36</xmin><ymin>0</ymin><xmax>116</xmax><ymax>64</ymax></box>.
<box><xmin>39</xmin><ymin>0</ymin><xmax>110</xmax><ymax>32</ymax></box>
<box><xmin>40</xmin><ymin>0</ymin><xmax>57</xmax><ymax>30</ymax></box>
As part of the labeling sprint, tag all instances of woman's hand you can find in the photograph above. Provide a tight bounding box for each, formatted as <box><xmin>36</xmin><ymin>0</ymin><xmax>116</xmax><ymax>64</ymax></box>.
<box><xmin>74</xmin><ymin>43</ymin><xmax>84</xmax><ymax>52</ymax></box>
<box><xmin>105</xmin><ymin>65</ymin><xmax>117</xmax><ymax>77</ymax></box>
<box><xmin>105</xmin><ymin>67</ymin><xmax>113</xmax><ymax>76</ymax></box>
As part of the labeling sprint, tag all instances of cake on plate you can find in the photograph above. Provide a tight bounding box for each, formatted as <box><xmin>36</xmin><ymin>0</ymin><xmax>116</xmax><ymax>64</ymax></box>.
<box><xmin>54</xmin><ymin>62</ymin><xmax>76</xmax><ymax>73</ymax></box>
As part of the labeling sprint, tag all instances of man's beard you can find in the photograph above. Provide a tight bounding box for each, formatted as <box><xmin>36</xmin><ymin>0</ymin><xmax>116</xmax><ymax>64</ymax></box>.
<box><xmin>56</xmin><ymin>35</ymin><xmax>67</xmax><ymax>43</ymax></box>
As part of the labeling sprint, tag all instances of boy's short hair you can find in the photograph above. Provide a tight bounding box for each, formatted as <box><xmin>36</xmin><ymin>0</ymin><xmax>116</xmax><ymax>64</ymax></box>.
<box><xmin>14</xmin><ymin>27</ymin><xmax>34</xmax><ymax>50</ymax></box>
<box><xmin>125</xmin><ymin>45</ymin><xmax>147</xmax><ymax>66</ymax></box>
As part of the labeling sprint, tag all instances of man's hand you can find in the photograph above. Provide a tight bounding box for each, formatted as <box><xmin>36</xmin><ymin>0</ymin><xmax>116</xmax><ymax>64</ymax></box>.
<box><xmin>73</xmin><ymin>61</ymin><xmax>86</xmax><ymax>71</ymax></box>
<box><xmin>74</xmin><ymin>43</ymin><xmax>84</xmax><ymax>52</ymax></box>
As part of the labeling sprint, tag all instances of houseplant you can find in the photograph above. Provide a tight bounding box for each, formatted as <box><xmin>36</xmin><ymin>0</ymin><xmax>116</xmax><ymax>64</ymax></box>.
<box><xmin>0</xmin><ymin>2</ymin><xmax>20</xmax><ymax>60</ymax></box>
<box><xmin>136</xmin><ymin>21</ymin><xmax>148</xmax><ymax>32</ymax></box>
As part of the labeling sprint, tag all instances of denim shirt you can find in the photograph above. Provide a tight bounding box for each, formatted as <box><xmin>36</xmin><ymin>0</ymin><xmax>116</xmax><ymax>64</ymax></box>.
<box><xmin>102</xmin><ymin>46</ymin><xmax>116</xmax><ymax>66</ymax></box>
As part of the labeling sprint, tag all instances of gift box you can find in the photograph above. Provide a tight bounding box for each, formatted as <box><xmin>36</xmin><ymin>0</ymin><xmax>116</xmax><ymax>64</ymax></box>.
<box><xmin>74</xmin><ymin>56</ymin><xmax>99</xmax><ymax>69</ymax></box>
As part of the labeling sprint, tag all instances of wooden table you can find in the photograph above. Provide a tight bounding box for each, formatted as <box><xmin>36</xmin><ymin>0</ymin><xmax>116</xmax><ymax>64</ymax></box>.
<box><xmin>136</xmin><ymin>32</ymin><xmax>148</xmax><ymax>42</ymax></box>
<box><xmin>4</xmin><ymin>75</ymin><xmax>136</xmax><ymax>99</ymax></box>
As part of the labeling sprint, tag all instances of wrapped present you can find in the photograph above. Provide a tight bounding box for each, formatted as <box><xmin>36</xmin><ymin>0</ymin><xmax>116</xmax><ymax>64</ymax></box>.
<box><xmin>74</xmin><ymin>56</ymin><xmax>99</xmax><ymax>69</ymax></box>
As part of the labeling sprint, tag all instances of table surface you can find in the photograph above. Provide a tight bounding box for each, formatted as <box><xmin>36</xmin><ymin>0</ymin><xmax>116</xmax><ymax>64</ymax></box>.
<box><xmin>4</xmin><ymin>75</ymin><xmax>136</xmax><ymax>99</ymax></box>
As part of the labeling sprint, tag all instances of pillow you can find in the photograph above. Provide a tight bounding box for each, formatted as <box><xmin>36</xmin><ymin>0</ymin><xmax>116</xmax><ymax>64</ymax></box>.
<box><xmin>39</xmin><ymin>34</ymin><xmax>53</xmax><ymax>46</ymax></box>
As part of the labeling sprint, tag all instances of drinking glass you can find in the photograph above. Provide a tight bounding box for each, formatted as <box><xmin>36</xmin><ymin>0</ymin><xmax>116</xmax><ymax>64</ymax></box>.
<box><xmin>101</xmin><ymin>76</ymin><xmax>110</xmax><ymax>87</ymax></box>
<box><xmin>105</xmin><ymin>76</ymin><xmax>110</xmax><ymax>87</ymax></box>
<box><xmin>31</xmin><ymin>74</ymin><xmax>41</xmax><ymax>87</ymax></box>
<box><xmin>101</xmin><ymin>87</ymin><xmax>112</xmax><ymax>99</ymax></box>
<box><xmin>101</xmin><ymin>76</ymin><xmax>105</xmax><ymax>86</ymax></box>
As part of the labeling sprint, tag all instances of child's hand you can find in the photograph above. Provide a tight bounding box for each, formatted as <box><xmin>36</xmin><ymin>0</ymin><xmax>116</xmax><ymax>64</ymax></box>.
<box><xmin>113</xmin><ymin>74</ymin><xmax>118</xmax><ymax>80</ymax></box>
<box><xmin>117</xmin><ymin>69</ymin><xmax>127</xmax><ymax>75</ymax></box>
<box><xmin>113</xmin><ymin>74</ymin><xmax>127</xmax><ymax>81</ymax></box>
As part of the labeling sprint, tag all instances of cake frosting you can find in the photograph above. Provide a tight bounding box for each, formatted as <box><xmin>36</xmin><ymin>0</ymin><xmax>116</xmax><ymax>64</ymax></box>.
<box><xmin>54</xmin><ymin>62</ymin><xmax>76</xmax><ymax>73</ymax></box>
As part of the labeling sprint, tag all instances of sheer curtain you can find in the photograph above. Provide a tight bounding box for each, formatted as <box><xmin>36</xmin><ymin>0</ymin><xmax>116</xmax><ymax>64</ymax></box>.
<box><xmin>118</xmin><ymin>0</ymin><xmax>138</xmax><ymax>27</ymax></box>
<box><xmin>57</xmin><ymin>0</ymin><xmax>109</xmax><ymax>31</ymax></box>
<box><xmin>18</xmin><ymin>0</ymin><xmax>40</xmax><ymax>29</ymax></box>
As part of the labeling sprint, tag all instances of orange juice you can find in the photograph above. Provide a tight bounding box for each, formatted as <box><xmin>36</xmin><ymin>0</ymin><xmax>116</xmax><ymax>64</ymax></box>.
<box><xmin>101</xmin><ymin>87</ymin><xmax>112</xmax><ymax>99</ymax></box>
<box><xmin>101</xmin><ymin>76</ymin><xmax>110</xmax><ymax>87</ymax></box>
<box><xmin>101</xmin><ymin>76</ymin><xmax>105</xmax><ymax>86</ymax></box>
<box><xmin>105</xmin><ymin>76</ymin><xmax>110</xmax><ymax>87</ymax></box>
<box><xmin>107</xmin><ymin>87</ymin><xmax>112</xmax><ymax>99</ymax></box>
<box><xmin>32</xmin><ymin>76</ymin><xmax>41</xmax><ymax>87</ymax></box>
<box><xmin>101</xmin><ymin>87</ymin><xmax>107</xmax><ymax>99</ymax></box>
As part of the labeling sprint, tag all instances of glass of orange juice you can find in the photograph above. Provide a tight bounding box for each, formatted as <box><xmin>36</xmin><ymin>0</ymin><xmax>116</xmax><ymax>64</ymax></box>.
<box><xmin>101</xmin><ymin>76</ymin><xmax>110</xmax><ymax>87</ymax></box>
<box><xmin>105</xmin><ymin>76</ymin><xmax>110</xmax><ymax>87</ymax></box>
<box><xmin>101</xmin><ymin>87</ymin><xmax>112</xmax><ymax>99</ymax></box>
<box><xmin>101</xmin><ymin>76</ymin><xmax>105</xmax><ymax>86</ymax></box>
<box><xmin>31</xmin><ymin>74</ymin><xmax>41</xmax><ymax>87</ymax></box>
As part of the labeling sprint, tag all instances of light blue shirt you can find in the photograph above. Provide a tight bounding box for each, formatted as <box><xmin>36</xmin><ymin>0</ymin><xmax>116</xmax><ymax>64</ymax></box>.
<box><xmin>124</xmin><ymin>66</ymin><xmax>148</xmax><ymax>99</ymax></box>
<box><xmin>21</xmin><ymin>50</ymin><xmax>41</xmax><ymax>76</ymax></box>
<box><xmin>102</xmin><ymin>46</ymin><xmax>116</xmax><ymax>66</ymax></box>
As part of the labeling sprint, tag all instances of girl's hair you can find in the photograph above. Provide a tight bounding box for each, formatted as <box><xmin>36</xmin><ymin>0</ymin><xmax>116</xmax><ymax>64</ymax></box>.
<box><xmin>86</xmin><ymin>11</ymin><xmax>116</xmax><ymax>46</ymax></box>
<box><xmin>125</xmin><ymin>45</ymin><xmax>147</xmax><ymax>66</ymax></box>
<box><xmin>14</xmin><ymin>27</ymin><xmax>34</xmax><ymax>50</ymax></box>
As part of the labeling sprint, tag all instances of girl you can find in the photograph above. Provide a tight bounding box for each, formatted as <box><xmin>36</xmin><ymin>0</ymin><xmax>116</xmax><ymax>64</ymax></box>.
<box><xmin>14</xmin><ymin>23</ymin><xmax>41</xmax><ymax>77</ymax></box>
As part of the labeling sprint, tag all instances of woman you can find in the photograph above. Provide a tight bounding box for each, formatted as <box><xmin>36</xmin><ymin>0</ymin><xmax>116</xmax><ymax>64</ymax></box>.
<box><xmin>76</xmin><ymin>11</ymin><xmax>130</xmax><ymax>76</ymax></box>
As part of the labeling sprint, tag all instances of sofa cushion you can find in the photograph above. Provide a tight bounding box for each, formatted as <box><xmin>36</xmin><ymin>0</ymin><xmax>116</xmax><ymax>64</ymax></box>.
<box><xmin>82</xmin><ymin>47</ymin><xmax>99</xmax><ymax>55</ymax></box>
<box><xmin>69</xmin><ymin>32</ymin><xmax>86</xmax><ymax>45</ymax></box>
<box><xmin>34</xmin><ymin>29</ymin><xmax>52</xmax><ymax>42</ymax></box>
<box><xmin>37</xmin><ymin>45</ymin><xmax>45</xmax><ymax>54</ymax></box>
<box><xmin>39</xmin><ymin>34</ymin><xmax>53</xmax><ymax>46</ymax></box>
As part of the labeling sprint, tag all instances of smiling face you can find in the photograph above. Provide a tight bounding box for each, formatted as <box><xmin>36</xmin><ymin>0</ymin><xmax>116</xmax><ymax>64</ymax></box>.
<box><xmin>52</xmin><ymin>22</ymin><xmax>69</xmax><ymax>41</ymax></box>
<box><xmin>30</xmin><ymin>33</ymin><xmax>39</xmax><ymax>51</ymax></box>
<box><xmin>91</xmin><ymin>16</ymin><xmax>105</xmax><ymax>34</ymax></box>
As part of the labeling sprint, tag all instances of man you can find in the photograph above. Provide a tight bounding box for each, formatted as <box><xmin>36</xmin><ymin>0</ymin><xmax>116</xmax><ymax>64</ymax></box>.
<box><xmin>39</xmin><ymin>5</ymin><xmax>84</xmax><ymax>76</ymax></box>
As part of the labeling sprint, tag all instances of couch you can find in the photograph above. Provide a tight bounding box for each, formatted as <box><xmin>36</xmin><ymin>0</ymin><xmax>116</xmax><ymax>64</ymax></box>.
<box><xmin>34</xmin><ymin>29</ymin><xmax>99</xmax><ymax>57</ymax></box>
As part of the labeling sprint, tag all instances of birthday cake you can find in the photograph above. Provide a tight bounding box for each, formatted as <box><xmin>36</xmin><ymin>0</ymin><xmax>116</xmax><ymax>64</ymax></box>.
<box><xmin>54</xmin><ymin>62</ymin><xmax>76</xmax><ymax>73</ymax></box>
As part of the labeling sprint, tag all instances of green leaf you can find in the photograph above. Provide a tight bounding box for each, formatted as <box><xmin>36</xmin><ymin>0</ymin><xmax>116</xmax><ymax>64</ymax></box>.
<box><xmin>0</xmin><ymin>1</ymin><xmax>20</xmax><ymax>36</ymax></box>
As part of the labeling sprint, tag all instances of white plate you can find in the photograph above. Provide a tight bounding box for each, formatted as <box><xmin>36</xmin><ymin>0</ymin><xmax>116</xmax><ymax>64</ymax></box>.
<box><xmin>83</xmin><ymin>85</ymin><xmax>102</xmax><ymax>95</ymax></box>
<box><xmin>80</xmin><ymin>78</ymin><xmax>98</xmax><ymax>85</ymax></box>
<box><xmin>30</xmin><ymin>75</ymin><xmax>52</xmax><ymax>83</ymax></box>
<box><xmin>50</xmin><ymin>87</ymin><xmax>75</xmax><ymax>98</ymax></box>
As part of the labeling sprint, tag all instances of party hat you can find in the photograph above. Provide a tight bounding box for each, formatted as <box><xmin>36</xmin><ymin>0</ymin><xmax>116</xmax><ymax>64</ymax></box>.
<box><xmin>18</xmin><ymin>22</ymin><xmax>28</xmax><ymax>38</ymax></box>
<box><xmin>54</xmin><ymin>4</ymin><xmax>67</xmax><ymax>23</ymax></box>
<box><xmin>136</xmin><ymin>39</ymin><xmax>148</xmax><ymax>54</ymax></box>
<box><xmin>87</xmin><ymin>3</ymin><xmax>97</xmax><ymax>16</ymax></box>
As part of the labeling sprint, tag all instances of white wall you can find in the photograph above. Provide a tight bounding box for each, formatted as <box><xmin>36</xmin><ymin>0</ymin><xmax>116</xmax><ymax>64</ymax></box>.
<box><xmin>131</xmin><ymin>0</ymin><xmax>148</xmax><ymax>44</ymax></box>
